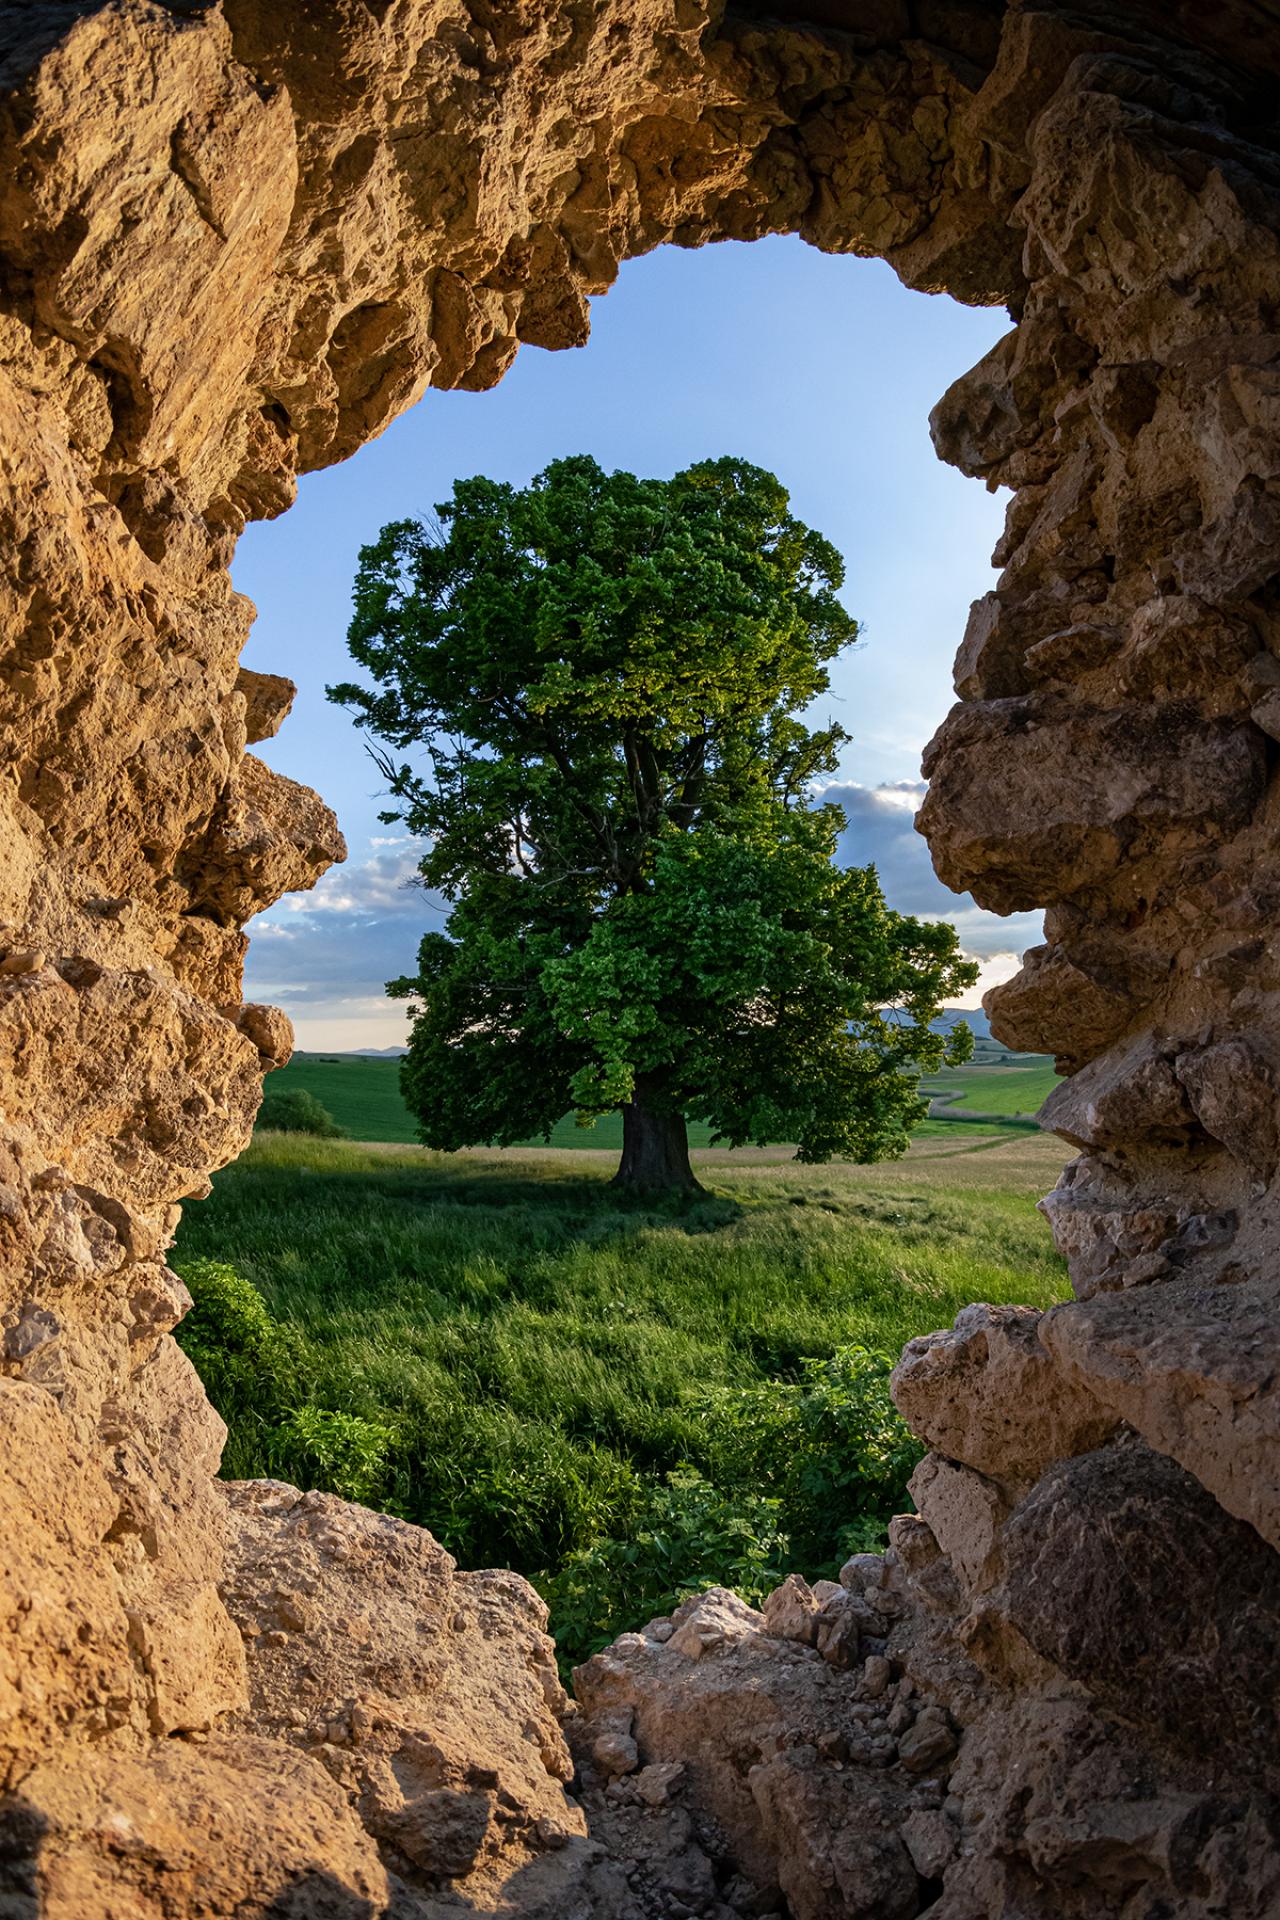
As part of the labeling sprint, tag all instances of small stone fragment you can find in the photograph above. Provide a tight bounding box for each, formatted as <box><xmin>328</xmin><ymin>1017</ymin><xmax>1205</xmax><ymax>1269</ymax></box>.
<box><xmin>814</xmin><ymin>1590</ymin><xmax>864</xmax><ymax>1669</ymax></box>
<box><xmin>863</xmin><ymin>1654</ymin><xmax>892</xmax><ymax>1698</ymax></box>
<box><xmin>839</xmin><ymin>1552</ymin><xmax>885</xmax><ymax>1592</ymax></box>
<box><xmin>898</xmin><ymin>1709</ymin><xmax>958</xmax><ymax>1774</ymax></box>
<box><xmin>761</xmin><ymin>1573</ymin><xmax>822</xmax><ymax>1647</ymax></box>
<box><xmin>592</xmin><ymin>1730</ymin><xmax>640</xmax><ymax>1779</ymax></box>
<box><xmin>901</xmin><ymin>1806</ymin><xmax>959</xmax><ymax>1879</ymax></box>
<box><xmin>632</xmin><ymin>1760</ymin><xmax>685</xmax><ymax>1806</ymax></box>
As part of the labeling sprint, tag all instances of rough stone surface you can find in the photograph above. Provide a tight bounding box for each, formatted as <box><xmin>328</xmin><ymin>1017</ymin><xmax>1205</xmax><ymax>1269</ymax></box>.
<box><xmin>219</xmin><ymin>1480</ymin><xmax>595</xmax><ymax>1910</ymax></box>
<box><xmin>999</xmin><ymin>1440</ymin><xmax>1280</xmax><ymax>1787</ymax></box>
<box><xmin>761</xmin><ymin>1571</ymin><xmax>824</xmax><ymax>1647</ymax></box>
<box><xmin>3</xmin><ymin>1</ymin><xmax>1280</xmax><ymax>1913</ymax></box>
<box><xmin>1040</xmin><ymin>1275</ymin><xmax>1280</xmax><ymax>1549</ymax></box>
<box><xmin>907</xmin><ymin>1453</ymin><xmax>1009</xmax><ymax>1599</ymax></box>
<box><xmin>575</xmin><ymin>1589</ymin><xmax>943</xmax><ymax>1920</ymax></box>
<box><xmin>892</xmin><ymin>1302</ymin><xmax>1119</xmax><ymax>1482</ymax></box>
<box><xmin>6</xmin><ymin>1738</ymin><xmax>391</xmax><ymax>1918</ymax></box>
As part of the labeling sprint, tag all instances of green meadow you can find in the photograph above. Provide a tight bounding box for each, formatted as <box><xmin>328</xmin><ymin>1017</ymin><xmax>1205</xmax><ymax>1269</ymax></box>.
<box><xmin>172</xmin><ymin>1126</ymin><xmax>1070</xmax><ymax>1663</ymax></box>
<box><xmin>262</xmin><ymin>1046</ymin><xmax>1062</xmax><ymax>1148</ymax></box>
<box><xmin>919</xmin><ymin>1060</ymin><xmax>1061</xmax><ymax>1120</ymax></box>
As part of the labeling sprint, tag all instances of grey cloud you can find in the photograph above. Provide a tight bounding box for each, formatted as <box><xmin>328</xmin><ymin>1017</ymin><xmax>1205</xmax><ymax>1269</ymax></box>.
<box><xmin>276</xmin><ymin>838</ymin><xmax>438</xmax><ymax>918</ymax></box>
<box><xmin>821</xmin><ymin>781</ymin><xmax>1043</xmax><ymax>960</ymax></box>
<box><xmin>244</xmin><ymin>839</ymin><xmax>446</xmax><ymax>1012</ymax></box>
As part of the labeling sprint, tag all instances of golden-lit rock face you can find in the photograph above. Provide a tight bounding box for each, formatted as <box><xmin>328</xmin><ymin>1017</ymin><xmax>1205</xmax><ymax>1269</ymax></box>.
<box><xmin>1</xmin><ymin>3</ymin><xmax>1278</xmax><ymax>1913</ymax></box>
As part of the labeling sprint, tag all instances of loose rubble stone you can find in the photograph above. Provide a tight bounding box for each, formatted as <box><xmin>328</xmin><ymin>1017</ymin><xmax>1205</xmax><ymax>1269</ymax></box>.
<box><xmin>892</xmin><ymin>1302</ymin><xmax>1118</xmax><ymax>1482</ymax></box>
<box><xmin>863</xmin><ymin>1655</ymin><xmax>892</xmax><ymax>1700</ymax></box>
<box><xmin>761</xmin><ymin>1572</ymin><xmax>822</xmax><ymax>1647</ymax></box>
<box><xmin>901</xmin><ymin>1806</ymin><xmax>959</xmax><ymax>1880</ymax></box>
<box><xmin>898</xmin><ymin>1707</ymin><xmax>959</xmax><ymax>1776</ymax></box>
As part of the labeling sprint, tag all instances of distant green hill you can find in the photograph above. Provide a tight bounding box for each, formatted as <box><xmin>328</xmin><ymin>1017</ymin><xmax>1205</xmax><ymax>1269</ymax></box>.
<box><xmin>919</xmin><ymin>1059</ymin><xmax>1060</xmax><ymax>1122</ymax></box>
<box><xmin>265</xmin><ymin>1053</ymin><xmax>418</xmax><ymax>1142</ymax></box>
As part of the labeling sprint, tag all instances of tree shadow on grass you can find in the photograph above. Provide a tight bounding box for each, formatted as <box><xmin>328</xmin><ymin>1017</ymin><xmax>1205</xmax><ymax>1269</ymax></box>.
<box><xmin>263</xmin><ymin>1145</ymin><xmax>744</xmax><ymax>1239</ymax></box>
<box><xmin>423</xmin><ymin>1162</ymin><xmax>743</xmax><ymax>1234</ymax></box>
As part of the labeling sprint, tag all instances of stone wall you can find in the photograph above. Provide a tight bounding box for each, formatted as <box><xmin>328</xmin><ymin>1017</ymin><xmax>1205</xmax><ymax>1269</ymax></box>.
<box><xmin>0</xmin><ymin>2</ymin><xmax>1276</xmax><ymax>1913</ymax></box>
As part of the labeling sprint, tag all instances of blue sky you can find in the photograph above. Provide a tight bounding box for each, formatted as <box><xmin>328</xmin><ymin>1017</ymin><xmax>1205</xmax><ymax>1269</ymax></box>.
<box><xmin>236</xmin><ymin>235</ymin><xmax>1041</xmax><ymax>1049</ymax></box>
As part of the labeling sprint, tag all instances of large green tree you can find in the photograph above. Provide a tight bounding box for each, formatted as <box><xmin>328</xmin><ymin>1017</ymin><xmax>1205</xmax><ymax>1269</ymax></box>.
<box><xmin>330</xmin><ymin>455</ymin><xmax>975</xmax><ymax>1192</ymax></box>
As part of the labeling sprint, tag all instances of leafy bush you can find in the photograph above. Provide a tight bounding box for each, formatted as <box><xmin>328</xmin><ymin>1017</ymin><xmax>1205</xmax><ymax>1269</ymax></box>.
<box><xmin>173</xmin><ymin>1078</ymin><xmax>1069</xmax><ymax>1692</ymax></box>
<box><xmin>543</xmin><ymin>1468</ymin><xmax>789</xmax><ymax>1669</ymax></box>
<box><xmin>273</xmin><ymin>1406</ymin><xmax>401</xmax><ymax>1506</ymax></box>
<box><xmin>173</xmin><ymin>1259</ymin><xmax>312</xmax><ymax>1478</ymax></box>
<box><xmin>256</xmin><ymin>1087</ymin><xmax>345</xmax><ymax>1137</ymax></box>
<box><xmin>175</xmin><ymin>1266</ymin><xmax>918</xmax><ymax>1663</ymax></box>
<box><xmin>692</xmin><ymin>1345</ymin><xmax>923</xmax><ymax>1574</ymax></box>
<box><xmin>395</xmin><ymin>1407</ymin><xmax>644</xmax><ymax>1570</ymax></box>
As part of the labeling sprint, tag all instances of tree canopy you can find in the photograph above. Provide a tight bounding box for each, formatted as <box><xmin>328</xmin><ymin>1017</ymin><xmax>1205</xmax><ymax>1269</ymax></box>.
<box><xmin>329</xmin><ymin>454</ymin><xmax>975</xmax><ymax>1190</ymax></box>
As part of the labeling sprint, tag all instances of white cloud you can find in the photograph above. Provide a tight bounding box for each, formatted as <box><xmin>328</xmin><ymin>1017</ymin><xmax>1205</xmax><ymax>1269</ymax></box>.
<box><xmin>278</xmin><ymin>839</ymin><xmax>436</xmax><ymax>918</ymax></box>
<box><xmin>950</xmin><ymin>951</ymin><xmax>1025</xmax><ymax>1008</ymax></box>
<box><xmin>244</xmin><ymin>837</ymin><xmax>444</xmax><ymax>1046</ymax></box>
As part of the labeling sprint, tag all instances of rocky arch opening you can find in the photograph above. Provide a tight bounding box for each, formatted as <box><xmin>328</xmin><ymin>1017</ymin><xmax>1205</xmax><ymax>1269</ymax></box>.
<box><xmin>2</xmin><ymin>3</ymin><xmax>1279</xmax><ymax>1915</ymax></box>
<box><xmin>232</xmin><ymin>234</ymin><xmax>1015</xmax><ymax>1057</ymax></box>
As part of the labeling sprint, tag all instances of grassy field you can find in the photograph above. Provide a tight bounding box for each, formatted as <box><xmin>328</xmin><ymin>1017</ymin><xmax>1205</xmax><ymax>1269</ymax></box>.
<box><xmin>263</xmin><ymin>1053</ymin><xmax>419</xmax><ymax>1143</ymax></box>
<box><xmin>173</xmin><ymin>1128</ymin><xmax>1070</xmax><ymax>1659</ymax></box>
<box><xmin>264</xmin><ymin>1050</ymin><xmax>1063</xmax><ymax>1147</ymax></box>
<box><xmin>920</xmin><ymin>1060</ymin><xmax>1062</xmax><ymax>1120</ymax></box>
<box><xmin>263</xmin><ymin>1053</ymin><xmax>701</xmax><ymax>1150</ymax></box>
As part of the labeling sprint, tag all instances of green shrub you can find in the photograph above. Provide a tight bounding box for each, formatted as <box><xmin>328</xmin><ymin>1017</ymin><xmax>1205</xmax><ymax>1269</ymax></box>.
<box><xmin>173</xmin><ymin>1129</ymin><xmax>1066</xmax><ymax>1673</ymax></box>
<box><xmin>396</xmin><ymin>1407</ymin><xmax>643</xmax><ymax>1570</ymax></box>
<box><xmin>173</xmin><ymin>1267</ymin><xmax>914</xmax><ymax>1664</ymax></box>
<box><xmin>692</xmin><ymin>1344</ymin><xmax>923</xmax><ymax>1574</ymax></box>
<box><xmin>256</xmin><ymin>1087</ymin><xmax>345</xmax><ymax>1137</ymax></box>
<box><xmin>173</xmin><ymin>1259</ymin><xmax>312</xmax><ymax>1477</ymax></box>
<box><xmin>542</xmin><ymin>1467</ymin><xmax>789</xmax><ymax>1669</ymax></box>
<box><xmin>272</xmin><ymin>1406</ymin><xmax>401</xmax><ymax>1506</ymax></box>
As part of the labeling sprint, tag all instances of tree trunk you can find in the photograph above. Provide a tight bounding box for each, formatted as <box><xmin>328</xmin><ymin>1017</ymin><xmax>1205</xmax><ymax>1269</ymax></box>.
<box><xmin>612</xmin><ymin>1099</ymin><xmax>701</xmax><ymax>1194</ymax></box>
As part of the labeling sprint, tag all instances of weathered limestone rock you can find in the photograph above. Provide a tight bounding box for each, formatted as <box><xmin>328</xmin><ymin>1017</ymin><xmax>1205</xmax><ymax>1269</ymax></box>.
<box><xmin>907</xmin><ymin>1453</ymin><xmax>1010</xmax><ymax>1598</ymax></box>
<box><xmin>918</xmin><ymin>698</ymin><xmax>1265</xmax><ymax>914</ymax></box>
<box><xmin>892</xmin><ymin>1302</ymin><xmax>1118</xmax><ymax>1481</ymax></box>
<box><xmin>3</xmin><ymin>1</ymin><xmax>1280</xmax><ymax>1914</ymax></box>
<box><xmin>1039</xmin><ymin>1033</ymin><xmax>1196</xmax><ymax>1153</ymax></box>
<box><xmin>236</xmin><ymin>666</ymin><xmax>295</xmax><ymax>744</ymax></box>
<box><xmin>0</xmin><ymin>1379</ymin><xmax>145</xmax><ymax>1784</ymax></box>
<box><xmin>761</xmin><ymin>1570</ymin><xmax>824</xmax><ymax>1646</ymax></box>
<box><xmin>1040</xmin><ymin>1275</ymin><xmax>1280</xmax><ymax>1549</ymax></box>
<box><xmin>937</xmin><ymin>1692</ymin><xmax>1280</xmax><ymax>1920</ymax></box>
<box><xmin>980</xmin><ymin>941</ymin><xmax>1135</xmax><ymax>1070</ymax></box>
<box><xmin>10</xmin><ymin>1738</ymin><xmax>391</xmax><ymax>1917</ymax></box>
<box><xmin>221</xmin><ymin>1479</ymin><xmax>588</xmax><ymax>1909</ymax></box>
<box><xmin>999</xmin><ymin>1440</ymin><xmax>1280</xmax><ymax>1786</ymax></box>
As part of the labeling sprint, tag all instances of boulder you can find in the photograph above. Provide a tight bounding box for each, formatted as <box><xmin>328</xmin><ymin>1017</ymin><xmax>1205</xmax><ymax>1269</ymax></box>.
<box><xmin>1000</xmin><ymin>1440</ymin><xmax>1280</xmax><ymax>1783</ymax></box>
<box><xmin>1040</xmin><ymin>1277</ymin><xmax>1280</xmax><ymax>1550</ymax></box>
<box><xmin>892</xmin><ymin>1303</ymin><xmax>1118</xmax><ymax>1481</ymax></box>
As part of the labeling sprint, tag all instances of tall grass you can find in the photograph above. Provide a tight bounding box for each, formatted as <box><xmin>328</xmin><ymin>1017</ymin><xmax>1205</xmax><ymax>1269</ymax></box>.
<box><xmin>173</xmin><ymin>1134</ymin><xmax>1068</xmax><ymax>1660</ymax></box>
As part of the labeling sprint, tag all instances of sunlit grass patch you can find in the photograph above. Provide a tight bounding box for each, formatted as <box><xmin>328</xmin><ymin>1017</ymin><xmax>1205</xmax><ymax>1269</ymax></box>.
<box><xmin>174</xmin><ymin>1131</ymin><xmax>1069</xmax><ymax>1662</ymax></box>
